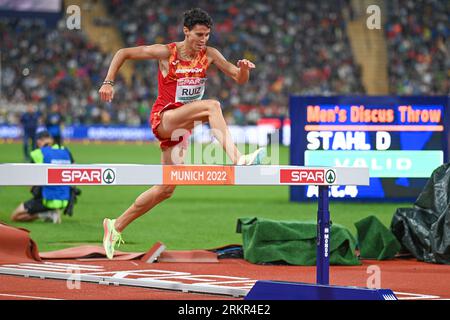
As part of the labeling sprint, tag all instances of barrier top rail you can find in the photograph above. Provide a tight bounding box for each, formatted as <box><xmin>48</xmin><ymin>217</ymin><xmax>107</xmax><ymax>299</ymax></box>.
<box><xmin>0</xmin><ymin>163</ymin><xmax>395</xmax><ymax>299</ymax></box>
<box><xmin>0</xmin><ymin>164</ymin><xmax>369</xmax><ymax>186</ymax></box>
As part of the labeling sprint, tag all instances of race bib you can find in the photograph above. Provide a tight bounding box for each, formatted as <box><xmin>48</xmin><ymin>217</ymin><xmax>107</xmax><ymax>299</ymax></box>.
<box><xmin>175</xmin><ymin>78</ymin><xmax>207</xmax><ymax>103</ymax></box>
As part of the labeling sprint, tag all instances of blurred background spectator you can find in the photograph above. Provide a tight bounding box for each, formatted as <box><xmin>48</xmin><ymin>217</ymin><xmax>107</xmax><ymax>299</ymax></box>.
<box><xmin>20</xmin><ymin>103</ymin><xmax>41</xmax><ymax>161</ymax></box>
<box><xmin>385</xmin><ymin>0</ymin><xmax>449</xmax><ymax>95</ymax></box>
<box><xmin>44</xmin><ymin>103</ymin><xmax>65</xmax><ymax>145</ymax></box>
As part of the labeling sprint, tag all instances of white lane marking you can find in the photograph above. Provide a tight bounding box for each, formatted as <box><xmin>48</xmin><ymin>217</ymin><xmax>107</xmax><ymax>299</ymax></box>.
<box><xmin>2</xmin><ymin>264</ymin><xmax>103</xmax><ymax>272</ymax></box>
<box><xmin>44</xmin><ymin>262</ymin><xmax>104</xmax><ymax>269</ymax></box>
<box><xmin>86</xmin><ymin>269</ymin><xmax>191</xmax><ymax>278</ymax></box>
<box><xmin>0</xmin><ymin>293</ymin><xmax>63</xmax><ymax>300</ymax></box>
<box><xmin>394</xmin><ymin>291</ymin><xmax>440</xmax><ymax>300</ymax></box>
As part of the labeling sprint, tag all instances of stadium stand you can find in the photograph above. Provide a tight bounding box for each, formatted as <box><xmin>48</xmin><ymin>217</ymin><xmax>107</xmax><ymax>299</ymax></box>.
<box><xmin>385</xmin><ymin>0</ymin><xmax>449</xmax><ymax>95</ymax></box>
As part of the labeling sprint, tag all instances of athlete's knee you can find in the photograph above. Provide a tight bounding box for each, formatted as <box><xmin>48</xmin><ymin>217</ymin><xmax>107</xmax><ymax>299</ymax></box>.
<box><xmin>205</xmin><ymin>100</ymin><xmax>222</xmax><ymax>115</ymax></box>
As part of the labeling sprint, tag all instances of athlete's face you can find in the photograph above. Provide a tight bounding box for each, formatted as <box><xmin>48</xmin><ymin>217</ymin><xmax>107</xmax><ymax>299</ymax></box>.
<box><xmin>184</xmin><ymin>24</ymin><xmax>210</xmax><ymax>51</ymax></box>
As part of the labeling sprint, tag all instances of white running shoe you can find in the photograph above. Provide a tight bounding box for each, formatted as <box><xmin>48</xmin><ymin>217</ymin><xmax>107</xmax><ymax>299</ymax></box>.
<box><xmin>237</xmin><ymin>148</ymin><xmax>266</xmax><ymax>165</ymax></box>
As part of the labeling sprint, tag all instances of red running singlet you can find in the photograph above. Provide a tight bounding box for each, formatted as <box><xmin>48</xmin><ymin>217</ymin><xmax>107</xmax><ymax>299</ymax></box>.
<box><xmin>150</xmin><ymin>43</ymin><xmax>210</xmax><ymax>150</ymax></box>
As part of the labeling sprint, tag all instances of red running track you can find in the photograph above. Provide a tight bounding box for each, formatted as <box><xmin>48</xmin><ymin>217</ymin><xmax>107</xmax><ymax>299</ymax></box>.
<box><xmin>0</xmin><ymin>258</ymin><xmax>449</xmax><ymax>300</ymax></box>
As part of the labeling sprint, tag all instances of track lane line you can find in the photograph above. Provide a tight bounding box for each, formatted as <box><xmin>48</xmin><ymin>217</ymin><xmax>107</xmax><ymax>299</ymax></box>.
<box><xmin>0</xmin><ymin>293</ymin><xmax>63</xmax><ymax>300</ymax></box>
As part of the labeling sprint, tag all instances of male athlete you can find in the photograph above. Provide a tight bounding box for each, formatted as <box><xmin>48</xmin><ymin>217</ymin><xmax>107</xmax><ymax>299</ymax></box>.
<box><xmin>99</xmin><ymin>8</ymin><xmax>265</xmax><ymax>259</ymax></box>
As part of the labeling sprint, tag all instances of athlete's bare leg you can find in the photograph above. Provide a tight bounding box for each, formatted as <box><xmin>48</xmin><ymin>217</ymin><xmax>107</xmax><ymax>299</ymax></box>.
<box><xmin>156</xmin><ymin>99</ymin><xmax>242</xmax><ymax>164</ymax></box>
<box><xmin>113</xmin><ymin>144</ymin><xmax>185</xmax><ymax>232</ymax></box>
<box><xmin>11</xmin><ymin>204</ymin><xmax>38</xmax><ymax>222</ymax></box>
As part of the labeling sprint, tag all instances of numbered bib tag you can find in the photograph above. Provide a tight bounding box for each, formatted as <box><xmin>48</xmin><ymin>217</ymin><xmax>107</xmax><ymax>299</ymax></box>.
<box><xmin>175</xmin><ymin>78</ymin><xmax>207</xmax><ymax>103</ymax></box>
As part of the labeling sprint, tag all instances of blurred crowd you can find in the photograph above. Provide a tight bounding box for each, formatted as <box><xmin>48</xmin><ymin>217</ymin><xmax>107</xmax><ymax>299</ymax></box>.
<box><xmin>385</xmin><ymin>0</ymin><xmax>449</xmax><ymax>95</ymax></box>
<box><xmin>0</xmin><ymin>16</ymin><xmax>145</xmax><ymax>127</ymax></box>
<box><xmin>0</xmin><ymin>0</ymin><xmax>447</xmax><ymax>127</ymax></box>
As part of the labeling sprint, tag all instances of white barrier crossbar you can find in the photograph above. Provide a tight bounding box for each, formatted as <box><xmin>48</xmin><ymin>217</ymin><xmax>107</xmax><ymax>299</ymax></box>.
<box><xmin>0</xmin><ymin>164</ymin><xmax>380</xmax><ymax>299</ymax></box>
<box><xmin>0</xmin><ymin>164</ymin><xmax>369</xmax><ymax>186</ymax></box>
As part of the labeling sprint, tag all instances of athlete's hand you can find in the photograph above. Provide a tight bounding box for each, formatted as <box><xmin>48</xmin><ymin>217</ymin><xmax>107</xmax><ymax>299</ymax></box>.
<box><xmin>99</xmin><ymin>84</ymin><xmax>115</xmax><ymax>103</ymax></box>
<box><xmin>237</xmin><ymin>59</ymin><xmax>255</xmax><ymax>70</ymax></box>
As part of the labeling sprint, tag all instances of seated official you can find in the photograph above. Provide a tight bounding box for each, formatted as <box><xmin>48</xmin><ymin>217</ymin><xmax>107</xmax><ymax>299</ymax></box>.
<box><xmin>11</xmin><ymin>130</ymin><xmax>75</xmax><ymax>224</ymax></box>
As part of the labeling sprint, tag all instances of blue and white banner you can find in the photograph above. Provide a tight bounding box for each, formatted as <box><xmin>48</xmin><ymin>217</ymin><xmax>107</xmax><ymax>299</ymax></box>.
<box><xmin>0</xmin><ymin>125</ymin><xmax>22</xmax><ymax>139</ymax></box>
<box><xmin>0</xmin><ymin>125</ymin><xmax>156</xmax><ymax>141</ymax></box>
<box><xmin>0</xmin><ymin>124</ymin><xmax>290</xmax><ymax>146</ymax></box>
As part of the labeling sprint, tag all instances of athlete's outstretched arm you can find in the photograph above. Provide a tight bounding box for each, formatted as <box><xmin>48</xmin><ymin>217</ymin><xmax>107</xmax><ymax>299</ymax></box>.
<box><xmin>207</xmin><ymin>47</ymin><xmax>255</xmax><ymax>85</ymax></box>
<box><xmin>99</xmin><ymin>45</ymin><xmax>170</xmax><ymax>102</ymax></box>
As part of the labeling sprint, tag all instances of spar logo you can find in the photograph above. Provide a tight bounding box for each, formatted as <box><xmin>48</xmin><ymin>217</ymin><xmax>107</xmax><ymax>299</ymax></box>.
<box><xmin>48</xmin><ymin>168</ymin><xmax>116</xmax><ymax>185</ymax></box>
<box><xmin>325</xmin><ymin>169</ymin><xmax>336</xmax><ymax>184</ymax></box>
<box><xmin>102</xmin><ymin>169</ymin><xmax>116</xmax><ymax>184</ymax></box>
<box><xmin>280</xmin><ymin>169</ymin><xmax>336</xmax><ymax>185</ymax></box>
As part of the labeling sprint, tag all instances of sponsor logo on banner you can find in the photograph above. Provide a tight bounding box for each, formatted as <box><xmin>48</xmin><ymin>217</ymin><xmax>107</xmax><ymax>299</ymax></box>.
<box><xmin>163</xmin><ymin>166</ymin><xmax>235</xmax><ymax>185</ymax></box>
<box><xmin>280</xmin><ymin>169</ymin><xmax>336</xmax><ymax>184</ymax></box>
<box><xmin>325</xmin><ymin>169</ymin><xmax>336</xmax><ymax>184</ymax></box>
<box><xmin>102</xmin><ymin>169</ymin><xmax>116</xmax><ymax>184</ymax></box>
<box><xmin>47</xmin><ymin>168</ymin><xmax>116</xmax><ymax>185</ymax></box>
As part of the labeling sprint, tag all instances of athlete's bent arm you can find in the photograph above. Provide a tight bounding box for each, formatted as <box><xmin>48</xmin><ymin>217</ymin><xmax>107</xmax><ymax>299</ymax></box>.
<box><xmin>99</xmin><ymin>45</ymin><xmax>170</xmax><ymax>102</ymax></box>
<box><xmin>207</xmin><ymin>47</ymin><xmax>255</xmax><ymax>85</ymax></box>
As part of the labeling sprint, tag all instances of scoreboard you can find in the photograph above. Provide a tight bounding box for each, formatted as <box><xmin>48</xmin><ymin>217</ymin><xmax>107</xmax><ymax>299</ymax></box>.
<box><xmin>289</xmin><ymin>96</ymin><xmax>449</xmax><ymax>201</ymax></box>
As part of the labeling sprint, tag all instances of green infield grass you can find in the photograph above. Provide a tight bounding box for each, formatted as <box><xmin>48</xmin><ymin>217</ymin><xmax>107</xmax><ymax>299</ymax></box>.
<box><xmin>0</xmin><ymin>141</ymin><xmax>409</xmax><ymax>253</ymax></box>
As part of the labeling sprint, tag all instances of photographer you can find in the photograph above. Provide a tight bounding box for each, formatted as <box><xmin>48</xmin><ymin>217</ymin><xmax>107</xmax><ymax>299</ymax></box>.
<box><xmin>11</xmin><ymin>130</ymin><xmax>80</xmax><ymax>223</ymax></box>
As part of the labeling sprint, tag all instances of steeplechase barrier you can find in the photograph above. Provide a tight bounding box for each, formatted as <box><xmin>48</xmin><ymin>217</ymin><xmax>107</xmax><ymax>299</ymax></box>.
<box><xmin>0</xmin><ymin>164</ymin><xmax>397</xmax><ymax>300</ymax></box>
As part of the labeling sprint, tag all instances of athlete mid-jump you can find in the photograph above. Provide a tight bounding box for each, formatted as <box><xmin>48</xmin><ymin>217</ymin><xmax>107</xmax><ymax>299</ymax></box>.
<box><xmin>99</xmin><ymin>8</ymin><xmax>265</xmax><ymax>259</ymax></box>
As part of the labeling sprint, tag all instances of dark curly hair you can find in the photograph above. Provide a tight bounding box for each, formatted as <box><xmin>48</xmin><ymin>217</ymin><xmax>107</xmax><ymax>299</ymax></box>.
<box><xmin>183</xmin><ymin>8</ymin><xmax>213</xmax><ymax>30</ymax></box>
